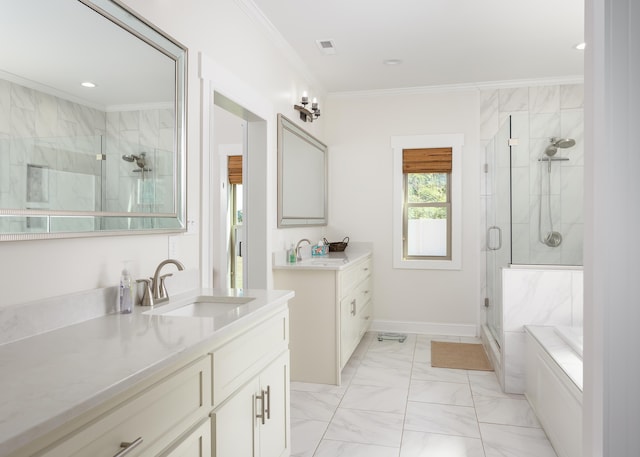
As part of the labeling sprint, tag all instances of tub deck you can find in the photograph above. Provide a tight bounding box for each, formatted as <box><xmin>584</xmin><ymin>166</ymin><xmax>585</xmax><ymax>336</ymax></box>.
<box><xmin>526</xmin><ymin>325</ymin><xmax>583</xmax><ymax>391</ymax></box>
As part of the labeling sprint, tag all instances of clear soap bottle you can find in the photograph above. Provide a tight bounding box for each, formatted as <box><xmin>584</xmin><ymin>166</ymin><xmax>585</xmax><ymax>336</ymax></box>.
<box><xmin>118</xmin><ymin>264</ymin><xmax>134</xmax><ymax>314</ymax></box>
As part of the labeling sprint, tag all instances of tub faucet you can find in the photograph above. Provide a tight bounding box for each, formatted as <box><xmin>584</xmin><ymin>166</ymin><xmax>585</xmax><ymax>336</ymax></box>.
<box><xmin>152</xmin><ymin>259</ymin><xmax>184</xmax><ymax>304</ymax></box>
<box><xmin>295</xmin><ymin>239</ymin><xmax>311</xmax><ymax>261</ymax></box>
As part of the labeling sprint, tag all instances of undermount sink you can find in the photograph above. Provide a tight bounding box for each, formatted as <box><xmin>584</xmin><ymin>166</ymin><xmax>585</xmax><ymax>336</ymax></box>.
<box><xmin>145</xmin><ymin>295</ymin><xmax>255</xmax><ymax>318</ymax></box>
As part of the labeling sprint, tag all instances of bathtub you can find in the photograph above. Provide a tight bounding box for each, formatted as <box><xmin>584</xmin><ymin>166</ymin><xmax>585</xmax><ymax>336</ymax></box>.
<box><xmin>525</xmin><ymin>325</ymin><xmax>582</xmax><ymax>457</ymax></box>
<box><xmin>554</xmin><ymin>325</ymin><xmax>583</xmax><ymax>358</ymax></box>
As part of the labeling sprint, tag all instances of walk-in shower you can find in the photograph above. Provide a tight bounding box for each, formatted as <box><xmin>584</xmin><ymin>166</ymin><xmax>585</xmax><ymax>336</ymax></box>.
<box><xmin>538</xmin><ymin>137</ymin><xmax>576</xmax><ymax>247</ymax></box>
<box><xmin>484</xmin><ymin>114</ymin><xmax>584</xmax><ymax>347</ymax></box>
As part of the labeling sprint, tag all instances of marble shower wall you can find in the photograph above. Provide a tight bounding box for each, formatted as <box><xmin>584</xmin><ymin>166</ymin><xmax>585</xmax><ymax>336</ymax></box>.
<box><xmin>480</xmin><ymin>83</ymin><xmax>584</xmax><ymax>266</ymax></box>
<box><xmin>0</xmin><ymin>79</ymin><xmax>105</xmax><ymax>232</ymax></box>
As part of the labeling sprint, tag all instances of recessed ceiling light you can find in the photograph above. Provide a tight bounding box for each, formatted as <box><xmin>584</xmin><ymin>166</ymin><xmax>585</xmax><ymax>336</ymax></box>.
<box><xmin>383</xmin><ymin>59</ymin><xmax>402</xmax><ymax>66</ymax></box>
<box><xmin>575</xmin><ymin>42</ymin><xmax>586</xmax><ymax>50</ymax></box>
<box><xmin>81</xmin><ymin>81</ymin><xmax>96</xmax><ymax>88</ymax></box>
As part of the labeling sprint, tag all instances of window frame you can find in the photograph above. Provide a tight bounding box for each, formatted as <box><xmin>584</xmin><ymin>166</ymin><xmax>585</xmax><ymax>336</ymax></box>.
<box><xmin>391</xmin><ymin>134</ymin><xmax>464</xmax><ymax>270</ymax></box>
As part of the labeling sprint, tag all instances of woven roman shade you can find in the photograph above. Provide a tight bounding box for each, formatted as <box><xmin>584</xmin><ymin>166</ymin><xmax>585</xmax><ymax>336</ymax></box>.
<box><xmin>403</xmin><ymin>147</ymin><xmax>452</xmax><ymax>174</ymax></box>
<box><xmin>228</xmin><ymin>155</ymin><xmax>242</xmax><ymax>184</ymax></box>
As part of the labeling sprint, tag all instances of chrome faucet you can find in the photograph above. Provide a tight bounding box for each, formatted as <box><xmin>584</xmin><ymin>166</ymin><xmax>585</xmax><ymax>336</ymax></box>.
<box><xmin>295</xmin><ymin>239</ymin><xmax>311</xmax><ymax>261</ymax></box>
<box><xmin>151</xmin><ymin>259</ymin><xmax>184</xmax><ymax>304</ymax></box>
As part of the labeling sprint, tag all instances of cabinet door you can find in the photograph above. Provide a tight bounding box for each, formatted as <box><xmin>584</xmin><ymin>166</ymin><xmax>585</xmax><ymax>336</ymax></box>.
<box><xmin>163</xmin><ymin>419</ymin><xmax>211</xmax><ymax>457</ymax></box>
<box><xmin>257</xmin><ymin>351</ymin><xmax>290</xmax><ymax>457</ymax></box>
<box><xmin>340</xmin><ymin>291</ymin><xmax>358</xmax><ymax>368</ymax></box>
<box><xmin>211</xmin><ymin>378</ymin><xmax>258</xmax><ymax>457</ymax></box>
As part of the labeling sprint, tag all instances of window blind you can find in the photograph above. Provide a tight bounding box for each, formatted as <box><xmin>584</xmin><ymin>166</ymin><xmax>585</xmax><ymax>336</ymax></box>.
<box><xmin>402</xmin><ymin>147</ymin><xmax>452</xmax><ymax>174</ymax></box>
<box><xmin>228</xmin><ymin>155</ymin><xmax>242</xmax><ymax>184</ymax></box>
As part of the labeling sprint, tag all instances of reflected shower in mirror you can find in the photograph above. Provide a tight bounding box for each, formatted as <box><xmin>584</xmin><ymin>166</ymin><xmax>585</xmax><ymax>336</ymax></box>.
<box><xmin>0</xmin><ymin>0</ymin><xmax>187</xmax><ymax>240</ymax></box>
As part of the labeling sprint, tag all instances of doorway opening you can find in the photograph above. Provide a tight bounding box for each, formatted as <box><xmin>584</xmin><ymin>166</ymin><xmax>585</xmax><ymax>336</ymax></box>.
<box><xmin>228</xmin><ymin>155</ymin><xmax>243</xmax><ymax>288</ymax></box>
<box><xmin>210</xmin><ymin>92</ymin><xmax>269</xmax><ymax>290</ymax></box>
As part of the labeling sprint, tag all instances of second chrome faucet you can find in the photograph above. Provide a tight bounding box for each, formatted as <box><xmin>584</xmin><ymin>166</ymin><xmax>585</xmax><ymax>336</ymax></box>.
<box><xmin>295</xmin><ymin>239</ymin><xmax>311</xmax><ymax>261</ymax></box>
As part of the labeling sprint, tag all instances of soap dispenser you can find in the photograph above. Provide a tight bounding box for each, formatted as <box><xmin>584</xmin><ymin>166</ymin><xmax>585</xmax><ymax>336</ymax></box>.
<box><xmin>118</xmin><ymin>264</ymin><xmax>134</xmax><ymax>314</ymax></box>
<box><xmin>287</xmin><ymin>244</ymin><xmax>296</xmax><ymax>263</ymax></box>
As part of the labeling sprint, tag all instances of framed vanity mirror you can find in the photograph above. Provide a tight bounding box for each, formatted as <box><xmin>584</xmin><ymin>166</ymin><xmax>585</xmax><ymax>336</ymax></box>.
<box><xmin>0</xmin><ymin>0</ymin><xmax>187</xmax><ymax>241</ymax></box>
<box><xmin>277</xmin><ymin>114</ymin><xmax>328</xmax><ymax>227</ymax></box>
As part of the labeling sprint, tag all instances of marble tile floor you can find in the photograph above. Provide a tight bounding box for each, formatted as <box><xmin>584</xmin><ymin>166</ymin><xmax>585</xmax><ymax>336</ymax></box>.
<box><xmin>290</xmin><ymin>332</ymin><xmax>558</xmax><ymax>457</ymax></box>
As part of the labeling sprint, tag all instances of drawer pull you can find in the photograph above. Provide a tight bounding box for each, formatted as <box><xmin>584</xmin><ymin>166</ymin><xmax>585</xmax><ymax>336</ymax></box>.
<box><xmin>265</xmin><ymin>385</ymin><xmax>271</xmax><ymax>420</ymax></box>
<box><xmin>115</xmin><ymin>437</ymin><xmax>143</xmax><ymax>457</ymax></box>
<box><xmin>350</xmin><ymin>299</ymin><xmax>356</xmax><ymax>316</ymax></box>
<box><xmin>256</xmin><ymin>390</ymin><xmax>266</xmax><ymax>425</ymax></box>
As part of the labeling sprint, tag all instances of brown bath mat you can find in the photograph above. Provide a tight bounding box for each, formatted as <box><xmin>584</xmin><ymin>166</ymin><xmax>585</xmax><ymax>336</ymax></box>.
<box><xmin>431</xmin><ymin>341</ymin><xmax>493</xmax><ymax>371</ymax></box>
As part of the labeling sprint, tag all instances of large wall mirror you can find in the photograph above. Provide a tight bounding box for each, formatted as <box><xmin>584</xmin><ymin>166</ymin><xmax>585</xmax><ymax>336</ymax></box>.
<box><xmin>277</xmin><ymin>114</ymin><xmax>327</xmax><ymax>227</ymax></box>
<box><xmin>0</xmin><ymin>0</ymin><xmax>187</xmax><ymax>241</ymax></box>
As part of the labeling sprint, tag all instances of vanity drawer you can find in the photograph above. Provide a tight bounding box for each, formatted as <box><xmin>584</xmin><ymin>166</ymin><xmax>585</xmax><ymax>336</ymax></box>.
<box><xmin>340</xmin><ymin>256</ymin><xmax>372</xmax><ymax>296</ymax></box>
<box><xmin>41</xmin><ymin>356</ymin><xmax>211</xmax><ymax>457</ymax></box>
<box><xmin>211</xmin><ymin>310</ymin><xmax>289</xmax><ymax>406</ymax></box>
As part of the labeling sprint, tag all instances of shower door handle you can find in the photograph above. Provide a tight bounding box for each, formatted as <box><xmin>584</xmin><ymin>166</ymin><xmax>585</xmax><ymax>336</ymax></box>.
<box><xmin>488</xmin><ymin>226</ymin><xmax>502</xmax><ymax>251</ymax></box>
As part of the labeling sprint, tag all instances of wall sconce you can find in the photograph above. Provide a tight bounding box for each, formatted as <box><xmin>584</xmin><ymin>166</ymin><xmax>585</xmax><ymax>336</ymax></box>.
<box><xmin>294</xmin><ymin>92</ymin><xmax>321</xmax><ymax>122</ymax></box>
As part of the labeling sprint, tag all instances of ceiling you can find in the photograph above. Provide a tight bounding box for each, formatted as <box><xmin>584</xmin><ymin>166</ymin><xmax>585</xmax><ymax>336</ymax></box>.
<box><xmin>0</xmin><ymin>0</ymin><xmax>175</xmax><ymax>110</ymax></box>
<box><xmin>250</xmin><ymin>0</ymin><xmax>585</xmax><ymax>93</ymax></box>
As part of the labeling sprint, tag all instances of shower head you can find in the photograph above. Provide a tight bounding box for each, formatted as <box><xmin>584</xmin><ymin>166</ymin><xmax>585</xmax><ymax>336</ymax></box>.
<box><xmin>545</xmin><ymin>137</ymin><xmax>576</xmax><ymax>156</ymax></box>
<box><xmin>122</xmin><ymin>154</ymin><xmax>138</xmax><ymax>162</ymax></box>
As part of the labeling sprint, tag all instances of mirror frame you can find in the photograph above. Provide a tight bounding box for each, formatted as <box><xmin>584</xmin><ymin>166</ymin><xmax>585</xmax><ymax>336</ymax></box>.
<box><xmin>0</xmin><ymin>0</ymin><xmax>187</xmax><ymax>241</ymax></box>
<box><xmin>277</xmin><ymin>114</ymin><xmax>328</xmax><ymax>228</ymax></box>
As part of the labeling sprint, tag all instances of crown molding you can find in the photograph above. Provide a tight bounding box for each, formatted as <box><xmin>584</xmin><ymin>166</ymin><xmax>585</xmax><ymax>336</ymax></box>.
<box><xmin>327</xmin><ymin>75</ymin><xmax>584</xmax><ymax>99</ymax></box>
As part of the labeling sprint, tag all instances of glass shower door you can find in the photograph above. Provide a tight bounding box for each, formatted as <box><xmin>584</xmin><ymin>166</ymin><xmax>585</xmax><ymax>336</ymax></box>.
<box><xmin>485</xmin><ymin>117</ymin><xmax>512</xmax><ymax>346</ymax></box>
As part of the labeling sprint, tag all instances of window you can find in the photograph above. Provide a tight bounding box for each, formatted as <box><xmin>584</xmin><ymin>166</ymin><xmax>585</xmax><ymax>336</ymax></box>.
<box><xmin>392</xmin><ymin>134</ymin><xmax>463</xmax><ymax>270</ymax></box>
<box><xmin>404</xmin><ymin>150</ymin><xmax>451</xmax><ymax>259</ymax></box>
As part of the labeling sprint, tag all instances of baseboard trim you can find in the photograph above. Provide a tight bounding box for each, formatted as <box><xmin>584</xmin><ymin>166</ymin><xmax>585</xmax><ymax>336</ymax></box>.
<box><xmin>371</xmin><ymin>319</ymin><xmax>478</xmax><ymax>337</ymax></box>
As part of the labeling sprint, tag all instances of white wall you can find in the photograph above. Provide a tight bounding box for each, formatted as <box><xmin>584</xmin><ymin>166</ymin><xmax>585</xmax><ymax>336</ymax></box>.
<box><xmin>585</xmin><ymin>0</ymin><xmax>640</xmax><ymax>455</ymax></box>
<box><xmin>324</xmin><ymin>90</ymin><xmax>481</xmax><ymax>333</ymax></box>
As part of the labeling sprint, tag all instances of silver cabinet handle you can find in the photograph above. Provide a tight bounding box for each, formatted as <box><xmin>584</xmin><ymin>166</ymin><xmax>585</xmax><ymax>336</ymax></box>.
<box><xmin>487</xmin><ymin>226</ymin><xmax>502</xmax><ymax>251</ymax></box>
<box><xmin>256</xmin><ymin>390</ymin><xmax>266</xmax><ymax>425</ymax></box>
<box><xmin>350</xmin><ymin>299</ymin><xmax>356</xmax><ymax>316</ymax></box>
<box><xmin>114</xmin><ymin>437</ymin><xmax>143</xmax><ymax>457</ymax></box>
<box><xmin>265</xmin><ymin>385</ymin><xmax>271</xmax><ymax>420</ymax></box>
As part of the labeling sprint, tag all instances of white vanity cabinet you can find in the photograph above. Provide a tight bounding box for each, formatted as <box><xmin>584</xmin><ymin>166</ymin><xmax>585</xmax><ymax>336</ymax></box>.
<box><xmin>39</xmin><ymin>356</ymin><xmax>212</xmax><ymax>457</ymax></box>
<box><xmin>6</xmin><ymin>296</ymin><xmax>292</xmax><ymax>457</ymax></box>
<box><xmin>210</xmin><ymin>309</ymin><xmax>290</xmax><ymax>457</ymax></box>
<box><xmin>211</xmin><ymin>351</ymin><xmax>289</xmax><ymax>457</ymax></box>
<box><xmin>273</xmin><ymin>253</ymin><xmax>372</xmax><ymax>385</ymax></box>
<box><xmin>339</xmin><ymin>257</ymin><xmax>373</xmax><ymax>368</ymax></box>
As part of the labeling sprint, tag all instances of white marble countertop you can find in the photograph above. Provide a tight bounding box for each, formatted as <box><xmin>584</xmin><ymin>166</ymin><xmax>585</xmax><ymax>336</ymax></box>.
<box><xmin>272</xmin><ymin>242</ymin><xmax>371</xmax><ymax>271</ymax></box>
<box><xmin>524</xmin><ymin>325</ymin><xmax>583</xmax><ymax>392</ymax></box>
<box><xmin>0</xmin><ymin>288</ymin><xmax>294</xmax><ymax>456</ymax></box>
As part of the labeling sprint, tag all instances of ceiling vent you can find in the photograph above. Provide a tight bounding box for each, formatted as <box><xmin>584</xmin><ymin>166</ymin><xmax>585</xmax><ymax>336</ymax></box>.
<box><xmin>315</xmin><ymin>39</ymin><xmax>336</xmax><ymax>55</ymax></box>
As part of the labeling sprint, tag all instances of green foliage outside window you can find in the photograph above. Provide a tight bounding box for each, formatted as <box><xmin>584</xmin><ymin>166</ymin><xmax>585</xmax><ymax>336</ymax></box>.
<box><xmin>407</xmin><ymin>173</ymin><xmax>447</xmax><ymax>219</ymax></box>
